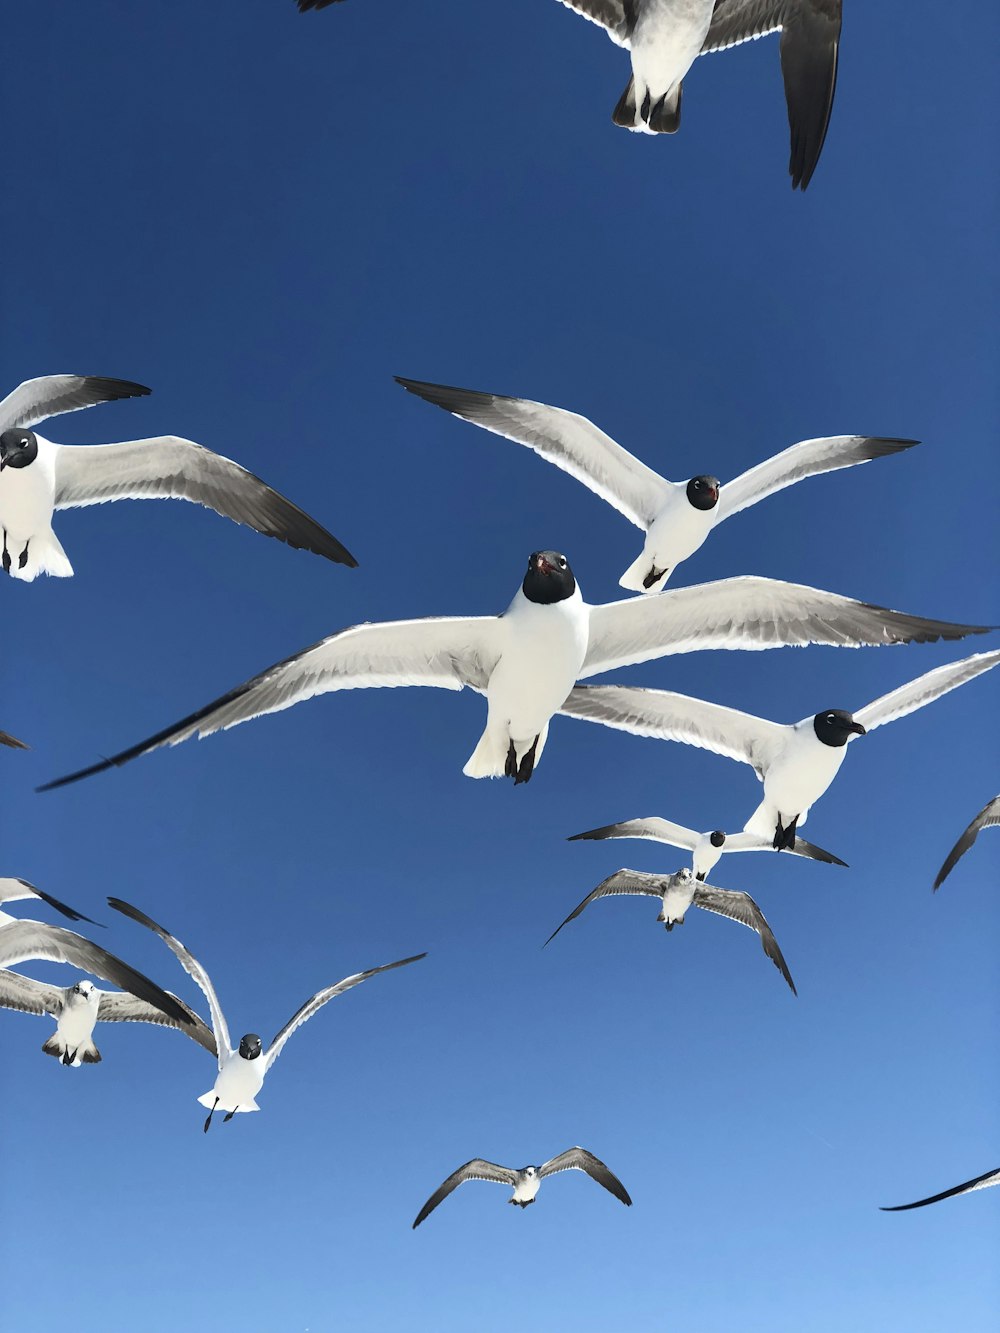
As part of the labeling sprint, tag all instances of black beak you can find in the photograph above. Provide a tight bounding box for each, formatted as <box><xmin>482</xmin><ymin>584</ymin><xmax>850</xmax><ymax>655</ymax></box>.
<box><xmin>850</xmin><ymin>722</ymin><xmax>867</xmax><ymax>737</ymax></box>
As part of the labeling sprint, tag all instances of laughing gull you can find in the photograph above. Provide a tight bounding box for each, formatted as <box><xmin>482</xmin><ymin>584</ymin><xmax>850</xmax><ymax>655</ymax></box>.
<box><xmin>0</xmin><ymin>880</ymin><xmax>194</xmax><ymax>1027</ymax></box>
<box><xmin>562</xmin><ymin>650</ymin><xmax>1000</xmax><ymax>849</ymax></box>
<box><xmin>0</xmin><ymin>970</ymin><xmax>216</xmax><ymax>1066</ymax></box>
<box><xmin>397</xmin><ymin>377</ymin><xmax>917</xmax><ymax>594</ymax></box>
<box><xmin>109</xmin><ymin>897</ymin><xmax>425</xmax><ymax>1131</ymax></box>
<box><xmin>545</xmin><ymin>865</ymin><xmax>796</xmax><ymax>992</ymax></box>
<box><xmin>570</xmin><ymin>815</ymin><xmax>845</xmax><ymax>879</ymax></box>
<box><xmin>0</xmin><ymin>373</ymin><xmax>356</xmax><ymax>579</ymax></box>
<box><xmin>934</xmin><ymin>796</ymin><xmax>1000</xmax><ymax>890</ymax></box>
<box><xmin>881</xmin><ymin>1167</ymin><xmax>1000</xmax><ymax>1212</ymax></box>
<box><xmin>413</xmin><ymin>1147</ymin><xmax>632</xmax><ymax>1227</ymax></box>
<box><xmin>39</xmin><ymin>552</ymin><xmax>992</xmax><ymax>791</ymax></box>
<box><xmin>558</xmin><ymin>0</ymin><xmax>841</xmax><ymax>188</ymax></box>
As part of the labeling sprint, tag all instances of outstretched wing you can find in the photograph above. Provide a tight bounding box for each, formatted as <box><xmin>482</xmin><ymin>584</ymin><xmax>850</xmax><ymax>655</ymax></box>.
<box><xmin>553</xmin><ymin>1</ymin><xmax>633</xmax><ymax>48</ymax></box>
<box><xmin>412</xmin><ymin>1159</ymin><xmax>517</xmax><ymax>1229</ymax></box>
<box><xmin>693</xmin><ymin>883</ymin><xmax>797</xmax><ymax>993</ymax></box>
<box><xmin>881</xmin><ymin>1167</ymin><xmax>1000</xmax><ymax>1212</ymax></box>
<box><xmin>855</xmin><ymin>651</ymin><xmax>1000</xmax><ymax>733</ymax></box>
<box><xmin>0</xmin><ymin>731</ymin><xmax>29</xmax><ymax>750</ymax></box>
<box><xmin>569</xmin><ymin>816</ymin><xmax>699</xmax><ymax>851</ymax></box>
<box><xmin>934</xmin><ymin>796</ymin><xmax>1000</xmax><ymax>891</ymax></box>
<box><xmin>0</xmin><ymin>375</ymin><xmax>150</xmax><ymax>432</ymax></box>
<box><xmin>96</xmin><ymin>989</ymin><xmax>218</xmax><ymax>1056</ymax></box>
<box><xmin>544</xmin><ymin>869</ymin><xmax>667</xmax><ymax>947</ymax></box>
<box><xmin>0</xmin><ymin>969</ymin><xmax>66</xmax><ymax>1017</ymax></box>
<box><xmin>722</xmin><ymin>831</ymin><xmax>847</xmax><ymax>866</ymax></box>
<box><xmin>0</xmin><ymin>878</ymin><xmax>100</xmax><ymax>925</ymax></box>
<box><xmin>538</xmin><ymin>1147</ymin><xmax>632</xmax><ymax>1205</ymax></box>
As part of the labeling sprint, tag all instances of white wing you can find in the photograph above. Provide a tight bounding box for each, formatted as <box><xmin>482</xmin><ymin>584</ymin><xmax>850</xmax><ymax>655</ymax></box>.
<box><xmin>412</xmin><ymin>1159</ymin><xmax>518</xmax><ymax>1228</ymax></box>
<box><xmin>854</xmin><ymin>651</ymin><xmax>1000</xmax><ymax>733</ymax></box>
<box><xmin>553</xmin><ymin>0</ymin><xmax>632</xmax><ymax>47</ymax></box>
<box><xmin>397</xmin><ymin>378</ymin><xmax>671</xmax><ymax>529</ymax></box>
<box><xmin>934</xmin><ymin>795</ymin><xmax>1000</xmax><ymax>891</ymax></box>
<box><xmin>581</xmin><ymin>576</ymin><xmax>990</xmax><ymax>678</ymax></box>
<box><xmin>716</xmin><ymin>437</ymin><xmax>917</xmax><ymax>523</ymax></box>
<box><xmin>569</xmin><ymin>816</ymin><xmax>700</xmax><ymax>850</ymax></box>
<box><xmin>96</xmin><ymin>989</ymin><xmax>218</xmax><ymax>1056</ymax></box>
<box><xmin>538</xmin><ymin>1147</ymin><xmax>632</xmax><ymax>1205</ymax></box>
<box><xmin>693</xmin><ymin>883</ymin><xmax>796</xmax><ymax>993</ymax></box>
<box><xmin>722</xmin><ymin>831</ymin><xmax>846</xmax><ymax>866</ymax></box>
<box><xmin>881</xmin><ymin>1167</ymin><xmax>1000</xmax><ymax>1211</ymax></box>
<box><xmin>544</xmin><ymin>868</ymin><xmax>670</xmax><ymax>946</ymax></box>
<box><xmin>0</xmin><ymin>969</ymin><xmax>66</xmax><ymax>1017</ymax></box>
<box><xmin>0</xmin><ymin>375</ymin><xmax>150</xmax><ymax>432</ymax></box>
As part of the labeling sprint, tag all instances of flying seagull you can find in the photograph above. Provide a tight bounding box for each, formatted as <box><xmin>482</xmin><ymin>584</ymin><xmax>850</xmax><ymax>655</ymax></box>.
<box><xmin>570</xmin><ymin>815</ymin><xmax>845</xmax><ymax>879</ymax></box>
<box><xmin>562</xmin><ymin>650</ymin><xmax>1000</xmax><ymax>849</ymax></box>
<box><xmin>109</xmin><ymin>897</ymin><xmax>425</xmax><ymax>1131</ymax></box>
<box><xmin>0</xmin><ymin>970</ymin><xmax>216</xmax><ymax>1066</ymax></box>
<box><xmin>882</xmin><ymin>1167</ymin><xmax>1000</xmax><ymax>1212</ymax></box>
<box><xmin>397</xmin><ymin>377</ymin><xmax>916</xmax><ymax>594</ymax></box>
<box><xmin>0</xmin><ymin>879</ymin><xmax>194</xmax><ymax>1028</ymax></box>
<box><xmin>0</xmin><ymin>373</ymin><xmax>356</xmax><ymax>579</ymax></box>
<box><xmin>413</xmin><ymin>1147</ymin><xmax>632</xmax><ymax>1227</ymax></box>
<box><xmin>544</xmin><ymin>865</ymin><xmax>796</xmax><ymax>992</ymax></box>
<box><xmin>558</xmin><ymin>0</ymin><xmax>841</xmax><ymax>188</ymax></box>
<box><xmin>38</xmin><ymin>552</ymin><xmax>992</xmax><ymax>792</ymax></box>
<box><xmin>933</xmin><ymin>796</ymin><xmax>1000</xmax><ymax>890</ymax></box>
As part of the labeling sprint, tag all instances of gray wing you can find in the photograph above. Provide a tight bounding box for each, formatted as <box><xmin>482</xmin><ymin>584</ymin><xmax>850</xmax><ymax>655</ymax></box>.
<box><xmin>553</xmin><ymin>0</ymin><xmax>633</xmax><ymax>47</ymax></box>
<box><xmin>722</xmin><ymin>831</ymin><xmax>847</xmax><ymax>867</ymax></box>
<box><xmin>0</xmin><ymin>877</ymin><xmax>100</xmax><ymax>925</ymax></box>
<box><xmin>39</xmin><ymin>615</ymin><xmax>503</xmax><ymax>790</ymax></box>
<box><xmin>96</xmin><ymin>989</ymin><xmax>218</xmax><ymax>1056</ymax></box>
<box><xmin>52</xmin><ymin>437</ymin><xmax>356</xmax><ymax>567</ymax></box>
<box><xmin>107</xmin><ymin>898</ymin><xmax>230</xmax><ymax>1067</ymax></box>
<box><xmin>538</xmin><ymin>1147</ymin><xmax>632</xmax><ymax>1205</ymax></box>
<box><xmin>396</xmin><ymin>378</ymin><xmax>671</xmax><ymax>529</ymax></box>
<box><xmin>934</xmin><ymin>796</ymin><xmax>1000</xmax><ymax>891</ymax></box>
<box><xmin>881</xmin><ymin>1168</ymin><xmax>1000</xmax><ymax>1212</ymax></box>
<box><xmin>412</xmin><ymin>1159</ymin><xmax>518</xmax><ymax>1229</ymax></box>
<box><xmin>0</xmin><ymin>731</ymin><xmax>29</xmax><ymax>750</ymax></box>
<box><xmin>0</xmin><ymin>921</ymin><xmax>196</xmax><ymax>1027</ymax></box>
<box><xmin>582</xmin><ymin>577</ymin><xmax>992</xmax><ymax>680</ymax></box>
<box><xmin>264</xmin><ymin>953</ymin><xmax>426</xmax><ymax>1072</ymax></box>
<box><xmin>716</xmin><ymin>437</ymin><xmax>918</xmax><ymax>523</ymax></box>
<box><xmin>855</xmin><ymin>651</ymin><xmax>1000</xmax><ymax>734</ymax></box>
<box><xmin>693</xmin><ymin>883</ymin><xmax>796</xmax><ymax>994</ymax></box>
<box><xmin>569</xmin><ymin>816</ymin><xmax>699</xmax><ymax>851</ymax></box>
<box><xmin>0</xmin><ymin>375</ymin><xmax>150</xmax><ymax>432</ymax></box>
<box><xmin>0</xmin><ymin>969</ymin><xmax>66</xmax><ymax>1017</ymax></box>
<box><xmin>544</xmin><ymin>869</ymin><xmax>668</xmax><ymax>947</ymax></box>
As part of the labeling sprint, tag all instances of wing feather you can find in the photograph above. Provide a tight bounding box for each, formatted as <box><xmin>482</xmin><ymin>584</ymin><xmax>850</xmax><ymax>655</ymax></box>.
<box><xmin>693</xmin><ymin>884</ymin><xmax>797</xmax><ymax>993</ymax></box>
<box><xmin>934</xmin><ymin>795</ymin><xmax>1000</xmax><ymax>891</ymax></box>
<box><xmin>569</xmin><ymin>816</ymin><xmax>699</xmax><ymax>850</ymax></box>
<box><xmin>538</xmin><ymin>1147</ymin><xmax>632</xmax><ymax>1205</ymax></box>
<box><xmin>412</xmin><ymin>1159</ymin><xmax>517</xmax><ymax>1228</ymax></box>
<box><xmin>553</xmin><ymin>0</ymin><xmax>632</xmax><ymax>47</ymax></box>
<box><xmin>96</xmin><ymin>989</ymin><xmax>218</xmax><ymax>1056</ymax></box>
<box><xmin>881</xmin><ymin>1167</ymin><xmax>1000</xmax><ymax>1211</ymax></box>
<box><xmin>854</xmin><ymin>651</ymin><xmax>1000</xmax><ymax>733</ymax></box>
<box><xmin>544</xmin><ymin>869</ymin><xmax>667</xmax><ymax>947</ymax></box>
<box><xmin>0</xmin><ymin>969</ymin><xmax>66</xmax><ymax>1017</ymax></box>
<box><xmin>0</xmin><ymin>375</ymin><xmax>150</xmax><ymax>432</ymax></box>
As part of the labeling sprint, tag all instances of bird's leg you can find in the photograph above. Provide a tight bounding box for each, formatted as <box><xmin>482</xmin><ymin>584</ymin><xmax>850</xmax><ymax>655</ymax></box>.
<box><xmin>223</xmin><ymin>1108</ymin><xmax>238</xmax><ymax>1123</ymax></box>
<box><xmin>17</xmin><ymin>541</ymin><xmax>29</xmax><ymax>570</ymax></box>
<box><xmin>642</xmin><ymin>563</ymin><xmax>667</xmax><ymax>589</ymax></box>
<box><xmin>203</xmin><ymin>1097</ymin><xmax>219</xmax><ymax>1134</ymax></box>
<box><xmin>772</xmin><ymin>818</ymin><xmax>786</xmax><ymax>851</ymax></box>
<box><xmin>1</xmin><ymin>532</ymin><xmax>9</xmax><ymax>574</ymax></box>
<box><xmin>504</xmin><ymin>740</ymin><xmax>518</xmax><ymax>779</ymax></box>
<box><xmin>781</xmin><ymin>817</ymin><xmax>799</xmax><ymax>851</ymax></box>
<box><xmin>515</xmin><ymin>735</ymin><xmax>539</xmax><ymax>785</ymax></box>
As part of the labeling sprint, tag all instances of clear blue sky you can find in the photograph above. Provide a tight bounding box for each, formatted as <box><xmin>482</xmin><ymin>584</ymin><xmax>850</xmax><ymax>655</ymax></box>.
<box><xmin>2</xmin><ymin>3</ymin><xmax>998</xmax><ymax>1330</ymax></box>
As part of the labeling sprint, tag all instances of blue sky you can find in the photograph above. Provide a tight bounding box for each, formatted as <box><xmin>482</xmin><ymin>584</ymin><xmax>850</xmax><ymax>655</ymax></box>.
<box><xmin>2</xmin><ymin>2</ymin><xmax>998</xmax><ymax>1330</ymax></box>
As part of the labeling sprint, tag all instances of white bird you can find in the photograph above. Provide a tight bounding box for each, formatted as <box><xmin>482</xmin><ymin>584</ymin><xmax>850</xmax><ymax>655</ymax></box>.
<box><xmin>881</xmin><ymin>1167</ymin><xmax>1000</xmax><ymax>1212</ymax></box>
<box><xmin>934</xmin><ymin>796</ymin><xmax>1000</xmax><ymax>890</ymax></box>
<box><xmin>0</xmin><ymin>970</ymin><xmax>216</xmax><ymax>1066</ymax></box>
<box><xmin>562</xmin><ymin>650</ymin><xmax>1000</xmax><ymax>849</ymax></box>
<box><xmin>0</xmin><ymin>879</ymin><xmax>195</xmax><ymax>1029</ymax></box>
<box><xmin>39</xmin><ymin>552</ymin><xmax>991</xmax><ymax>792</ymax></box>
<box><xmin>558</xmin><ymin>0</ymin><xmax>842</xmax><ymax>188</ymax></box>
<box><xmin>109</xmin><ymin>897</ymin><xmax>425</xmax><ymax>1131</ymax></box>
<box><xmin>412</xmin><ymin>1147</ymin><xmax>632</xmax><ymax>1228</ymax></box>
<box><xmin>0</xmin><ymin>373</ymin><xmax>357</xmax><ymax>580</ymax></box>
<box><xmin>569</xmin><ymin>814</ymin><xmax>845</xmax><ymax>879</ymax></box>
<box><xmin>544</xmin><ymin>865</ymin><xmax>796</xmax><ymax>992</ymax></box>
<box><xmin>397</xmin><ymin>376</ymin><xmax>916</xmax><ymax>594</ymax></box>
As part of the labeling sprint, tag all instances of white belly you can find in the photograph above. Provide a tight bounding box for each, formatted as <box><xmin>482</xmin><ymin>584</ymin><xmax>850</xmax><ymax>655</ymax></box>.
<box><xmin>513</xmin><ymin>1174</ymin><xmax>541</xmax><ymax>1204</ymax></box>
<box><xmin>765</xmin><ymin>729</ymin><xmax>850</xmax><ymax>820</ymax></box>
<box><xmin>661</xmin><ymin>876</ymin><xmax>697</xmax><ymax>924</ymax></box>
<box><xmin>691</xmin><ymin>834</ymin><xmax>724</xmax><ymax>880</ymax></box>
<box><xmin>0</xmin><ymin>457</ymin><xmax>56</xmax><ymax>543</ymax></box>
<box><xmin>644</xmin><ymin>486</ymin><xmax>717</xmax><ymax>572</ymax></box>
<box><xmin>203</xmin><ymin>1052</ymin><xmax>266</xmax><ymax>1112</ymax></box>
<box><xmin>56</xmin><ymin>997</ymin><xmax>99</xmax><ymax>1048</ymax></box>
<box><xmin>488</xmin><ymin>592</ymin><xmax>589</xmax><ymax>744</ymax></box>
<box><xmin>631</xmin><ymin>0</ymin><xmax>714</xmax><ymax>100</ymax></box>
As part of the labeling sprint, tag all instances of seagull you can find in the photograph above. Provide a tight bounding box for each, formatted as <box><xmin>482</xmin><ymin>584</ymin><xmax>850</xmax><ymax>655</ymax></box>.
<box><xmin>38</xmin><ymin>552</ymin><xmax>992</xmax><ymax>792</ymax></box>
<box><xmin>544</xmin><ymin>865</ymin><xmax>796</xmax><ymax>992</ymax></box>
<box><xmin>0</xmin><ymin>879</ymin><xmax>194</xmax><ymax>1028</ymax></box>
<box><xmin>881</xmin><ymin>1167</ymin><xmax>1000</xmax><ymax>1212</ymax></box>
<box><xmin>558</xmin><ymin>0</ymin><xmax>841</xmax><ymax>188</ymax></box>
<box><xmin>569</xmin><ymin>815</ymin><xmax>846</xmax><ymax>879</ymax></box>
<box><xmin>0</xmin><ymin>729</ymin><xmax>28</xmax><ymax>750</ymax></box>
<box><xmin>412</xmin><ymin>1147</ymin><xmax>632</xmax><ymax>1228</ymax></box>
<box><xmin>0</xmin><ymin>373</ymin><xmax>356</xmax><ymax>580</ymax></box>
<box><xmin>562</xmin><ymin>650</ymin><xmax>1000</xmax><ymax>849</ymax></box>
<box><xmin>108</xmin><ymin>897</ymin><xmax>426</xmax><ymax>1131</ymax></box>
<box><xmin>0</xmin><ymin>970</ymin><xmax>216</xmax><ymax>1066</ymax></box>
<box><xmin>934</xmin><ymin>796</ymin><xmax>1000</xmax><ymax>890</ymax></box>
<box><xmin>397</xmin><ymin>376</ymin><xmax>916</xmax><ymax>594</ymax></box>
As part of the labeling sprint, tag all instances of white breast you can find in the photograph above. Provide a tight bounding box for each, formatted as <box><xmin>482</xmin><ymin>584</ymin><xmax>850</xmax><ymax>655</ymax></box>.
<box><xmin>0</xmin><ymin>436</ymin><xmax>58</xmax><ymax>541</ymax></box>
<box><xmin>691</xmin><ymin>834</ymin><xmax>724</xmax><ymax>880</ymax></box>
<box><xmin>764</xmin><ymin>723</ymin><xmax>851</xmax><ymax>818</ymax></box>
<box><xmin>644</xmin><ymin>484</ymin><xmax>718</xmax><ymax>570</ymax></box>
<box><xmin>513</xmin><ymin>1173</ymin><xmax>542</xmax><ymax>1203</ymax></box>
<box><xmin>212</xmin><ymin>1051</ymin><xmax>267</xmax><ymax>1108</ymax></box>
<box><xmin>631</xmin><ymin>0</ymin><xmax>715</xmax><ymax>99</ymax></box>
<box><xmin>661</xmin><ymin>874</ymin><xmax>698</xmax><ymax>923</ymax></box>
<box><xmin>488</xmin><ymin>589</ymin><xmax>590</xmax><ymax>744</ymax></box>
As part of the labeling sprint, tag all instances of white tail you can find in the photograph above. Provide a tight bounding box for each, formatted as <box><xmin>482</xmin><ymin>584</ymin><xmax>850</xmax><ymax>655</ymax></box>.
<box><xmin>10</xmin><ymin>528</ymin><xmax>74</xmax><ymax>582</ymax></box>
<box><xmin>463</xmin><ymin>727</ymin><xmax>506</xmax><ymax>779</ymax></box>
<box><xmin>743</xmin><ymin>802</ymin><xmax>776</xmax><ymax>839</ymax></box>
<box><xmin>618</xmin><ymin>551</ymin><xmax>667</xmax><ymax>594</ymax></box>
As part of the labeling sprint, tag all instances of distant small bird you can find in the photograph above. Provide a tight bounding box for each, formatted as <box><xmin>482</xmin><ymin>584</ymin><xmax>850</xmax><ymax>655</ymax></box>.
<box><xmin>0</xmin><ymin>373</ymin><xmax>356</xmax><ymax>580</ymax></box>
<box><xmin>545</xmin><ymin>865</ymin><xmax>796</xmax><ymax>993</ymax></box>
<box><xmin>0</xmin><ymin>970</ymin><xmax>216</xmax><ymax>1066</ymax></box>
<box><xmin>933</xmin><ymin>796</ymin><xmax>1000</xmax><ymax>890</ymax></box>
<box><xmin>0</xmin><ymin>879</ymin><xmax>194</xmax><ymax>1028</ymax></box>
<box><xmin>0</xmin><ymin>730</ymin><xmax>28</xmax><ymax>750</ymax></box>
<box><xmin>881</xmin><ymin>1167</ymin><xmax>1000</xmax><ymax>1212</ymax></box>
<box><xmin>569</xmin><ymin>814</ymin><xmax>845</xmax><ymax>880</ymax></box>
<box><xmin>397</xmin><ymin>376</ymin><xmax>917</xmax><ymax>593</ymax></box>
<box><xmin>412</xmin><ymin>1147</ymin><xmax>632</xmax><ymax>1228</ymax></box>
<box><xmin>557</xmin><ymin>0</ymin><xmax>842</xmax><ymax>188</ymax></box>
<box><xmin>296</xmin><ymin>1</ymin><xmax>345</xmax><ymax>10</ymax></box>
<box><xmin>109</xmin><ymin>897</ymin><xmax>425</xmax><ymax>1131</ymax></box>
<box><xmin>562</xmin><ymin>650</ymin><xmax>1000</xmax><ymax>850</ymax></box>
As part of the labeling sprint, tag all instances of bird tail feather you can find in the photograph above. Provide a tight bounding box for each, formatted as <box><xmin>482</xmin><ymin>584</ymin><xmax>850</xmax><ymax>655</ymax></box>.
<box><xmin>463</xmin><ymin>728</ymin><xmax>507</xmax><ymax>779</ymax></box>
<box><xmin>619</xmin><ymin>551</ymin><xmax>667</xmax><ymax>594</ymax></box>
<box><xmin>11</xmin><ymin>529</ymin><xmax>74</xmax><ymax>582</ymax></box>
<box><xmin>42</xmin><ymin>1034</ymin><xmax>100</xmax><ymax>1065</ymax></box>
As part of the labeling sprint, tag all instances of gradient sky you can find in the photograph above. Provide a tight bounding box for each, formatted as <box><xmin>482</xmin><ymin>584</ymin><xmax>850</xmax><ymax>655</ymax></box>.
<box><xmin>2</xmin><ymin>3</ymin><xmax>998</xmax><ymax>1331</ymax></box>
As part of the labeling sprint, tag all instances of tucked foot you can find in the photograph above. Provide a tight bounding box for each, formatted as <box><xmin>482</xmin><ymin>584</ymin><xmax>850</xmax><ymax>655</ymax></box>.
<box><xmin>2</xmin><ymin>540</ymin><xmax>9</xmax><ymax>574</ymax></box>
<box><xmin>778</xmin><ymin>817</ymin><xmax>799</xmax><ymax>851</ymax></box>
<box><xmin>642</xmin><ymin>563</ymin><xmax>667</xmax><ymax>590</ymax></box>
<box><xmin>223</xmin><ymin>1108</ymin><xmax>238</xmax><ymax>1123</ymax></box>
<box><xmin>504</xmin><ymin>740</ymin><xmax>518</xmax><ymax>780</ymax></box>
<box><xmin>17</xmin><ymin>542</ymin><xmax>28</xmax><ymax>570</ymax></box>
<box><xmin>203</xmin><ymin>1097</ymin><xmax>219</xmax><ymax>1134</ymax></box>
<box><xmin>514</xmin><ymin>736</ymin><xmax>539</xmax><ymax>785</ymax></box>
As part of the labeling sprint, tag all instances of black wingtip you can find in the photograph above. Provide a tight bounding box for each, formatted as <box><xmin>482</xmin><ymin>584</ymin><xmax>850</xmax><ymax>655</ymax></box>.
<box><xmin>107</xmin><ymin>896</ymin><xmax>161</xmax><ymax>933</ymax></box>
<box><xmin>84</xmin><ymin>376</ymin><xmax>152</xmax><ymax>402</ymax></box>
<box><xmin>30</xmin><ymin>884</ymin><xmax>103</xmax><ymax>927</ymax></box>
<box><xmin>37</xmin><ymin>752</ymin><xmax>122</xmax><ymax>792</ymax></box>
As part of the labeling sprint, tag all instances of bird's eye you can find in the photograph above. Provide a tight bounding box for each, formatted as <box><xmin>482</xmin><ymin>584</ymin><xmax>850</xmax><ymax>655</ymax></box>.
<box><xmin>827</xmin><ymin>714</ymin><xmax>836</xmax><ymax>722</ymax></box>
<box><xmin>559</xmin><ymin>558</ymin><xmax>566</xmax><ymax>568</ymax></box>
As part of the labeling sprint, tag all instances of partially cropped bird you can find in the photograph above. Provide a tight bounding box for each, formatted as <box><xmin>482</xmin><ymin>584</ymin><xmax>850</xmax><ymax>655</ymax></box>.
<box><xmin>933</xmin><ymin>796</ymin><xmax>1000</xmax><ymax>890</ymax></box>
<box><xmin>881</xmin><ymin>1167</ymin><xmax>1000</xmax><ymax>1212</ymax></box>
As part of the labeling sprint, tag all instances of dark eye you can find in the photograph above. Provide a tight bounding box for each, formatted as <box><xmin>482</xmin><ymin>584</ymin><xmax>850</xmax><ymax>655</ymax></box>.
<box><xmin>827</xmin><ymin>714</ymin><xmax>836</xmax><ymax>722</ymax></box>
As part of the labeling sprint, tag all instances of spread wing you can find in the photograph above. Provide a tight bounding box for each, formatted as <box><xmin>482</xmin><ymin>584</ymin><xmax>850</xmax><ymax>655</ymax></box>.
<box><xmin>0</xmin><ymin>878</ymin><xmax>100</xmax><ymax>924</ymax></box>
<box><xmin>52</xmin><ymin>436</ymin><xmax>356</xmax><ymax>567</ymax></box>
<box><xmin>553</xmin><ymin>0</ymin><xmax>633</xmax><ymax>47</ymax></box>
<box><xmin>39</xmin><ymin>615</ymin><xmax>503</xmax><ymax>790</ymax></box>
<box><xmin>569</xmin><ymin>816</ymin><xmax>700</xmax><ymax>851</ymax></box>
<box><xmin>544</xmin><ymin>868</ymin><xmax>668</xmax><ymax>947</ymax></box>
<box><xmin>397</xmin><ymin>378</ymin><xmax>670</xmax><ymax>529</ymax></box>
<box><xmin>412</xmin><ymin>1159</ymin><xmax>518</xmax><ymax>1229</ymax></box>
<box><xmin>716</xmin><ymin>437</ymin><xmax>918</xmax><ymax>523</ymax></box>
<box><xmin>934</xmin><ymin>795</ymin><xmax>1000</xmax><ymax>891</ymax></box>
<box><xmin>538</xmin><ymin>1147</ymin><xmax>632</xmax><ymax>1205</ymax></box>
<box><xmin>0</xmin><ymin>375</ymin><xmax>150</xmax><ymax>432</ymax></box>
<box><xmin>881</xmin><ymin>1167</ymin><xmax>1000</xmax><ymax>1212</ymax></box>
<box><xmin>96</xmin><ymin>989</ymin><xmax>218</xmax><ymax>1056</ymax></box>
<box><xmin>0</xmin><ymin>969</ymin><xmax>66</xmax><ymax>1017</ymax></box>
<box><xmin>0</xmin><ymin>731</ymin><xmax>29</xmax><ymax>750</ymax></box>
<box><xmin>722</xmin><ymin>831</ymin><xmax>847</xmax><ymax>866</ymax></box>
<box><xmin>693</xmin><ymin>883</ymin><xmax>797</xmax><ymax>993</ymax></box>
<box><xmin>264</xmin><ymin>953</ymin><xmax>426</xmax><ymax>1072</ymax></box>
<box><xmin>854</xmin><ymin>651</ymin><xmax>1000</xmax><ymax>733</ymax></box>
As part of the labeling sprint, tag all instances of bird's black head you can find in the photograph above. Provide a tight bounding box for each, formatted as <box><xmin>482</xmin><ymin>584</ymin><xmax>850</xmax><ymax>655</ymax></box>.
<box><xmin>813</xmin><ymin>710</ymin><xmax>866</xmax><ymax>747</ymax></box>
<box><xmin>0</xmin><ymin>429</ymin><xmax>38</xmax><ymax>471</ymax></box>
<box><xmin>685</xmin><ymin>475</ymin><xmax>720</xmax><ymax>512</ymax></box>
<box><xmin>709</xmin><ymin>830</ymin><xmax>726</xmax><ymax>848</ymax></box>
<box><xmin>238</xmin><ymin>1033</ymin><xmax>263</xmax><ymax>1060</ymax></box>
<box><xmin>522</xmin><ymin>550</ymin><xmax>576</xmax><ymax>605</ymax></box>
